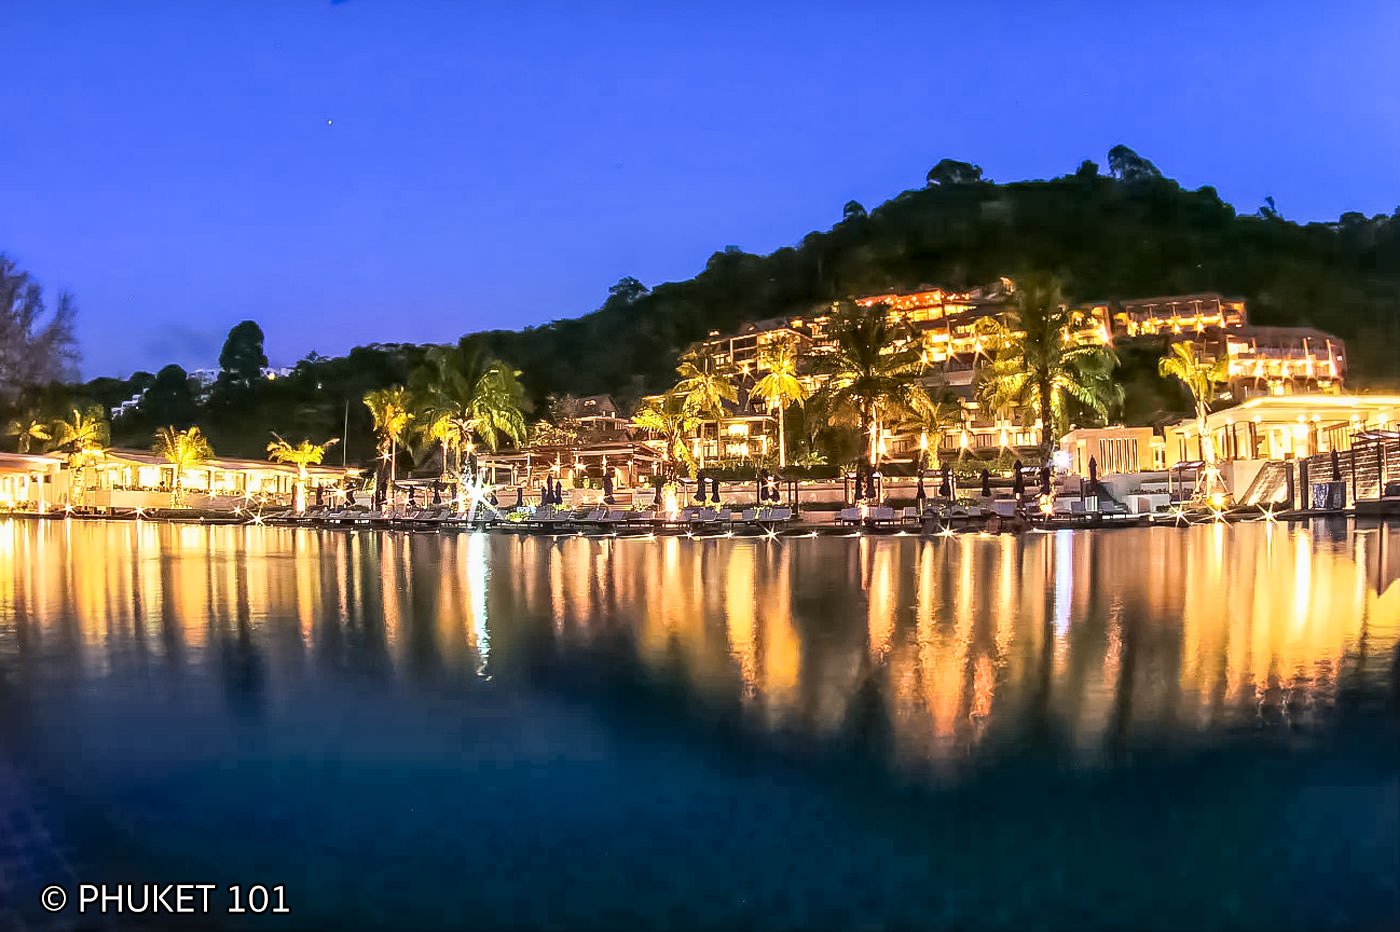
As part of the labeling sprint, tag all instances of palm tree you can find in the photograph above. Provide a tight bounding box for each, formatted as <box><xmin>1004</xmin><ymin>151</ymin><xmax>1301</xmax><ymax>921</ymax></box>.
<box><xmin>900</xmin><ymin>391</ymin><xmax>962</xmax><ymax>470</ymax></box>
<box><xmin>51</xmin><ymin>405</ymin><xmax>110</xmax><ymax>507</ymax></box>
<box><xmin>4</xmin><ymin>410</ymin><xmax>51</xmax><ymax>453</ymax></box>
<box><xmin>814</xmin><ymin>300</ymin><xmax>931</xmax><ymax>467</ymax></box>
<box><xmin>363</xmin><ymin>385</ymin><xmax>413</xmax><ymax>494</ymax></box>
<box><xmin>266</xmin><ymin>433</ymin><xmax>338</xmax><ymax>513</ymax></box>
<box><xmin>631</xmin><ymin>390</ymin><xmax>701</xmax><ymax>478</ymax></box>
<box><xmin>673</xmin><ymin>350</ymin><xmax>737</xmax><ymax>467</ymax></box>
<box><xmin>411</xmin><ymin>342</ymin><xmax>528</xmax><ymax>481</ymax></box>
<box><xmin>1158</xmin><ymin>340</ymin><xmax>1232</xmax><ymax>500</ymax></box>
<box><xmin>751</xmin><ymin>338</ymin><xmax>809</xmax><ymax>469</ymax></box>
<box><xmin>152</xmin><ymin>425</ymin><xmax>213</xmax><ymax>505</ymax></box>
<box><xmin>976</xmin><ymin>275</ymin><xmax>1120</xmax><ymax>461</ymax></box>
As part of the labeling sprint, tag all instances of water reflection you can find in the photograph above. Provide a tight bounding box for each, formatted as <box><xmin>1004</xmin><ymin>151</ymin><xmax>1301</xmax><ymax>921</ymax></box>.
<box><xmin>1</xmin><ymin>518</ymin><xmax>1397</xmax><ymax>775</ymax></box>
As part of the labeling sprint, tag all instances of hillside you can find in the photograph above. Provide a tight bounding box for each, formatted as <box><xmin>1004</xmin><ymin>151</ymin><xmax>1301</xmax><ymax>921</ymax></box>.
<box><xmin>473</xmin><ymin>152</ymin><xmax>1400</xmax><ymax>411</ymax></box>
<box><xmin>24</xmin><ymin>149</ymin><xmax>1400</xmax><ymax>462</ymax></box>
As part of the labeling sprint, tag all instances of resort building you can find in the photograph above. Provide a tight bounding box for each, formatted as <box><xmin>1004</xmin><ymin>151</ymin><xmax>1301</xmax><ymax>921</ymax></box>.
<box><xmin>0</xmin><ymin>452</ymin><xmax>65</xmax><ymax>511</ymax></box>
<box><xmin>1059</xmin><ymin>427</ymin><xmax>1165</xmax><ymax>478</ymax></box>
<box><xmin>678</xmin><ymin>280</ymin><xmax>1349</xmax><ymax>467</ymax></box>
<box><xmin>62</xmin><ymin>448</ymin><xmax>359</xmax><ymax>511</ymax></box>
<box><xmin>1164</xmin><ymin>394</ymin><xmax>1400</xmax><ymax>466</ymax></box>
<box><xmin>476</xmin><ymin>441</ymin><xmax>664</xmax><ymax>494</ymax></box>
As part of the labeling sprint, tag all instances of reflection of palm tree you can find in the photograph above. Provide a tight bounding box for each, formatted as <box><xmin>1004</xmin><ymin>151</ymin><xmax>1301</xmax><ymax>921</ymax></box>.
<box><xmin>631</xmin><ymin>390</ymin><xmax>701</xmax><ymax>478</ymax></box>
<box><xmin>815</xmin><ymin>301</ymin><xmax>931</xmax><ymax>467</ymax></box>
<box><xmin>976</xmin><ymin>275</ymin><xmax>1120</xmax><ymax>461</ymax></box>
<box><xmin>52</xmin><ymin>405</ymin><xmax>110</xmax><ymax>506</ymax></box>
<box><xmin>5</xmin><ymin>410</ymin><xmax>51</xmax><ymax>453</ymax></box>
<box><xmin>152</xmin><ymin>425</ymin><xmax>213</xmax><ymax>505</ymax></box>
<box><xmin>266</xmin><ymin>433</ymin><xmax>337</xmax><ymax>513</ymax></box>
<box><xmin>751</xmin><ymin>339</ymin><xmax>808</xmax><ymax>468</ymax></box>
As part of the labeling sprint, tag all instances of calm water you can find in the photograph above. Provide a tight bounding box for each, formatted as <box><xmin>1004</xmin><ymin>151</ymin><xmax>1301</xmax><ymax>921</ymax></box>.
<box><xmin>1</xmin><ymin>518</ymin><xmax>1398</xmax><ymax>930</ymax></box>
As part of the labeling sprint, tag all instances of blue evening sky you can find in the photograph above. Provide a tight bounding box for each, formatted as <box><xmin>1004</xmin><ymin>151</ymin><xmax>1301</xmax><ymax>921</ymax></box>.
<box><xmin>3</xmin><ymin>1</ymin><xmax>1398</xmax><ymax>378</ymax></box>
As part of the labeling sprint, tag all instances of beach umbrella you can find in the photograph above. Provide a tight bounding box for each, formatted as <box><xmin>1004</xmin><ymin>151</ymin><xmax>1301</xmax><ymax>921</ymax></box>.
<box><xmin>602</xmin><ymin>471</ymin><xmax>615</xmax><ymax>504</ymax></box>
<box><xmin>514</xmin><ymin>486</ymin><xmax>523</xmax><ymax>509</ymax></box>
<box><xmin>711</xmin><ymin>477</ymin><xmax>721</xmax><ymax>504</ymax></box>
<box><xmin>554</xmin><ymin>478</ymin><xmax>564</xmax><ymax>505</ymax></box>
<box><xmin>852</xmin><ymin>469</ymin><xmax>864</xmax><ymax>502</ymax></box>
<box><xmin>653</xmin><ymin>481</ymin><xmax>663</xmax><ymax>507</ymax></box>
<box><xmin>1041</xmin><ymin>464</ymin><xmax>1052</xmax><ymax>495</ymax></box>
<box><xmin>432</xmin><ymin>483</ymin><xmax>443</xmax><ymax>505</ymax></box>
<box><xmin>540</xmin><ymin>482</ymin><xmax>550</xmax><ymax>506</ymax></box>
<box><xmin>981</xmin><ymin>468</ymin><xmax>992</xmax><ymax>498</ymax></box>
<box><xmin>315</xmin><ymin>486</ymin><xmax>325</xmax><ymax>507</ymax></box>
<box><xmin>1088</xmin><ymin>457</ymin><xmax>1099</xmax><ymax>496</ymax></box>
<box><xmin>866</xmin><ymin>470</ymin><xmax>878</xmax><ymax>501</ymax></box>
<box><xmin>915</xmin><ymin>473</ymin><xmax>927</xmax><ymax>503</ymax></box>
<box><xmin>938</xmin><ymin>465</ymin><xmax>952</xmax><ymax>499</ymax></box>
<box><xmin>489</xmin><ymin>490</ymin><xmax>499</xmax><ymax>506</ymax></box>
<box><xmin>694</xmin><ymin>477</ymin><xmax>707</xmax><ymax>503</ymax></box>
<box><xmin>1012</xmin><ymin>460</ymin><xmax>1025</xmax><ymax>498</ymax></box>
<box><xmin>346</xmin><ymin>489</ymin><xmax>357</xmax><ymax>507</ymax></box>
<box><xmin>1330</xmin><ymin>448</ymin><xmax>1341</xmax><ymax>482</ymax></box>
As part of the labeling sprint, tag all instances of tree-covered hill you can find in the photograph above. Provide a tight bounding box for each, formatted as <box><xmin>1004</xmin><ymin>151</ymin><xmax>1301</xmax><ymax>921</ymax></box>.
<box><xmin>10</xmin><ymin>147</ymin><xmax>1400</xmax><ymax>462</ymax></box>
<box><xmin>473</xmin><ymin>149</ymin><xmax>1400</xmax><ymax>411</ymax></box>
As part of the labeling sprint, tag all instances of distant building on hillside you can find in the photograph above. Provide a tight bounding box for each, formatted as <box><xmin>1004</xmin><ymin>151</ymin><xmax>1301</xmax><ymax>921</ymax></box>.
<box><xmin>676</xmin><ymin>280</ymin><xmax>1348</xmax><ymax>466</ymax></box>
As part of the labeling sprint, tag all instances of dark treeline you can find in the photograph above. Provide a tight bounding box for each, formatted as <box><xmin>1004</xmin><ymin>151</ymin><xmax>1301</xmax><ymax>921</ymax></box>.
<box><xmin>7</xmin><ymin>147</ymin><xmax>1400</xmax><ymax>462</ymax></box>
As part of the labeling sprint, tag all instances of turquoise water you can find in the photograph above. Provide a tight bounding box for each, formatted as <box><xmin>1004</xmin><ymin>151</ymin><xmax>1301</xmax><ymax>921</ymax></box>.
<box><xmin>1</xmin><ymin>519</ymin><xmax>1397</xmax><ymax>929</ymax></box>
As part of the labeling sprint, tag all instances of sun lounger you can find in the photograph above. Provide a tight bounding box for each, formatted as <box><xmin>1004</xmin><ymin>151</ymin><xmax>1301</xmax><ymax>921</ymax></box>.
<box><xmin>689</xmin><ymin>507</ymin><xmax>719</xmax><ymax>527</ymax></box>
<box><xmin>836</xmin><ymin>506</ymin><xmax>862</xmax><ymax>526</ymax></box>
<box><xmin>867</xmin><ymin>506</ymin><xmax>898</xmax><ymax>528</ymax></box>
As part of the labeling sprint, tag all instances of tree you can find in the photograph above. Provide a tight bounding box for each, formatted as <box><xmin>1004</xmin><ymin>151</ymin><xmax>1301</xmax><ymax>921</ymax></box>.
<box><xmin>410</xmin><ymin>340</ymin><xmax>528</xmax><ymax>490</ymax></box>
<box><xmin>751</xmin><ymin>338</ymin><xmax>809</xmax><ymax>468</ymax></box>
<box><xmin>631</xmin><ymin>390</ymin><xmax>700</xmax><ymax>478</ymax></box>
<box><xmin>842</xmin><ymin>200</ymin><xmax>867</xmax><ymax>221</ymax></box>
<box><xmin>1107</xmin><ymin>145</ymin><xmax>1161</xmax><ymax>182</ymax></box>
<box><xmin>152</xmin><ymin>425</ymin><xmax>213</xmax><ymax>505</ymax></box>
<box><xmin>1158</xmin><ymin>341</ymin><xmax>1231</xmax><ymax>501</ymax></box>
<box><xmin>0</xmin><ymin>255</ymin><xmax>79</xmax><ymax>395</ymax></box>
<box><xmin>814</xmin><ymin>301</ymin><xmax>933</xmax><ymax>466</ymax></box>
<box><xmin>51</xmin><ymin>405</ymin><xmax>110</xmax><ymax>507</ymax></box>
<box><xmin>363</xmin><ymin>385</ymin><xmax>412</xmax><ymax>491</ymax></box>
<box><xmin>899</xmin><ymin>391</ymin><xmax>962</xmax><ymax>469</ymax></box>
<box><xmin>217</xmin><ymin>321</ymin><xmax>268</xmax><ymax>392</ymax></box>
<box><xmin>5</xmin><ymin>410</ymin><xmax>51</xmax><ymax>453</ymax></box>
<box><xmin>926</xmin><ymin>159</ymin><xmax>984</xmax><ymax>186</ymax></box>
<box><xmin>672</xmin><ymin>350</ymin><xmax>737</xmax><ymax>468</ymax></box>
<box><xmin>608</xmin><ymin>277</ymin><xmax>649</xmax><ymax>304</ymax></box>
<box><xmin>266</xmin><ymin>433</ymin><xmax>337</xmax><ymax>513</ymax></box>
<box><xmin>976</xmin><ymin>275</ymin><xmax>1121</xmax><ymax>461</ymax></box>
<box><xmin>141</xmin><ymin>364</ymin><xmax>199</xmax><ymax>427</ymax></box>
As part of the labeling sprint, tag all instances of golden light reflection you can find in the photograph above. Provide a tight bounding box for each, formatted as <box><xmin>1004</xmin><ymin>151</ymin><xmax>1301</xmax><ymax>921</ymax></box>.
<box><xmin>0</xmin><ymin>521</ymin><xmax>1397</xmax><ymax>773</ymax></box>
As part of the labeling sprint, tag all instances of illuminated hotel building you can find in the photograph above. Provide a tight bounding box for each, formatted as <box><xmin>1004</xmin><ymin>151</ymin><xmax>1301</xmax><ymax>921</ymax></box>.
<box><xmin>680</xmin><ymin>282</ymin><xmax>1348</xmax><ymax>465</ymax></box>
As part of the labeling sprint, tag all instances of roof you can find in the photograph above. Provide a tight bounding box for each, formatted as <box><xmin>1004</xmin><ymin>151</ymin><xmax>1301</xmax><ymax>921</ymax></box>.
<box><xmin>100</xmin><ymin>447</ymin><xmax>359</xmax><ymax>476</ymax></box>
<box><xmin>1230</xmin><ymin>325</ymin><xmax>1343</xmax><ymax>345</ymax></box>
<box><xmin>0</xmin><ymin>451</ymin><xmax>64</xmax><ymax>473</ymax></box>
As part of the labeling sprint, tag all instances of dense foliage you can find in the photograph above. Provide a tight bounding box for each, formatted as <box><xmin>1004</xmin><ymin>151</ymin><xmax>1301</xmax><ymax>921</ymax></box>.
<box><xmin>6</xmin><ymin>147</ymin><xmax>1400</xmax><ymax>463</ymax></box>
